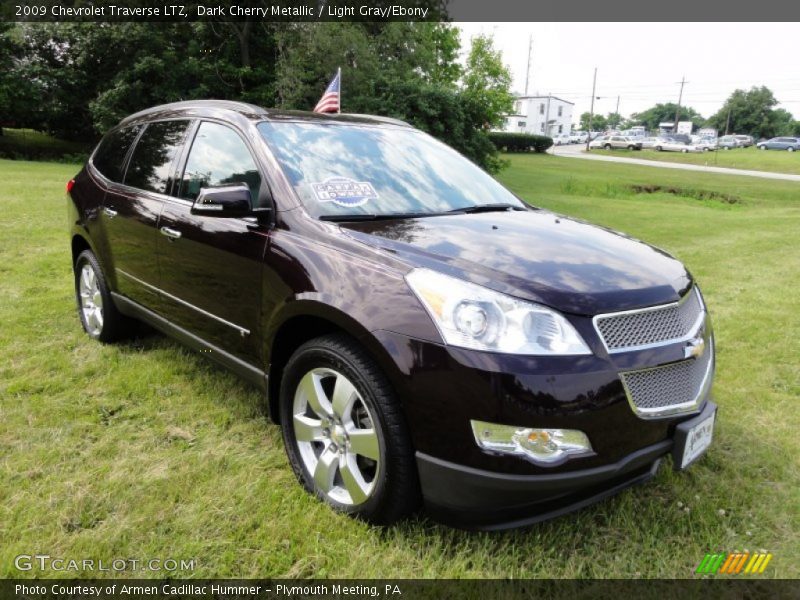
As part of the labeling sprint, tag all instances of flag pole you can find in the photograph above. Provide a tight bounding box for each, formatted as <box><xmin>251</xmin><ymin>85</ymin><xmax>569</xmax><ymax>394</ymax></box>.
<box><xmin>337</xmin><ymin>67</ymin><xmax>342</xmax><ymax>114</ymax></box>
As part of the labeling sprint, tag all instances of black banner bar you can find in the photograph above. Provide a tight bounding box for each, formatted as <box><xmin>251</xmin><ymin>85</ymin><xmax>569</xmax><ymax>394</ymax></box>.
<box><xmin>3</xmin><ymin>0</ymin><xmax>800</xmax><ymax>23</ymax></box>
<box><xmin>3</xmin><ymin>579</ymin><xmax>800</xmax><ymax>600</ymax></box>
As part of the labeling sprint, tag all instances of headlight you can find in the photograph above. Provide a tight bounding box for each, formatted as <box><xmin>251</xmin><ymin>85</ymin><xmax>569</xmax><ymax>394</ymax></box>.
<box><xmin>405</xmin><ymin>268</ymin><xmax>590</xmax><ymax>355</ymax></box>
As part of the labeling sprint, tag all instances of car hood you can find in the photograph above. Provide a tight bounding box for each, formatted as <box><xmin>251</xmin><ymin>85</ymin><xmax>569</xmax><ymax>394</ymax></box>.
<box><xmin>338</xmin><ymin>210</ymin><xmax>692</xmax><ymax>315</ymax></box>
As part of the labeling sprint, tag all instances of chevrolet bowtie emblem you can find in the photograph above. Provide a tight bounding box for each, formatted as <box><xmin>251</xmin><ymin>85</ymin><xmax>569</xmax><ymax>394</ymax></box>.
<box><xmin>685</xmin><ymin>336</ymin><xmax>706</xmax><ymax>359</ymax></box>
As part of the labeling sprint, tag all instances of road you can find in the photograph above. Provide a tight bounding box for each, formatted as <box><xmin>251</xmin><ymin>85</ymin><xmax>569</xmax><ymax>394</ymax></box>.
<box><xmin>549</xmin><ymin>143</ymin><xmax>800</xmax><ymax>182</ymax></box>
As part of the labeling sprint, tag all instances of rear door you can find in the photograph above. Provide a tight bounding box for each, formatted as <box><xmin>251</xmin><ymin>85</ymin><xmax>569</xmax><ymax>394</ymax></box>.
<box><xmin>156</xmin><ymin>120</ymin><xmax>269</xmax><ymax>364</ymax></box>
<box><xmin>102</xmin><ymin>119</ymin><xmax>193</xmax><ymax>307</ymax></box>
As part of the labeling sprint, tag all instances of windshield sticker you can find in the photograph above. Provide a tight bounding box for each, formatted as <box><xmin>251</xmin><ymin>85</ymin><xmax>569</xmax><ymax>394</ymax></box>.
<box><xmin>310</xmin><ymin>177</ymin><xmax>378</xmax><ymax>208</ymax></box>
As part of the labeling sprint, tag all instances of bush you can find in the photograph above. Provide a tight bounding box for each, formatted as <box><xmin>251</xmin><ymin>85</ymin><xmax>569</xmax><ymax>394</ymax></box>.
<box><xmin>488</xmin><ymin>132</ymin><xmax>553</xmax><ymax>153</ymax></box>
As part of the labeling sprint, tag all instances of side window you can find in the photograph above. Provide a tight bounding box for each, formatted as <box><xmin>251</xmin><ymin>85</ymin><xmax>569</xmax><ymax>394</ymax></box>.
<box><xmin>92</xmin><ymin>125</ymin><xmax>141</xmax><ymax>183</ymax></box>
<box><xmin>178</xmin><ymin>122</ymin><xmax>262</xmax><ymax>204</ymax></box>
<box><xmin>124</xmin><ymin>120</ymin><xmax>191</xmax><ymax>195</ymax></box>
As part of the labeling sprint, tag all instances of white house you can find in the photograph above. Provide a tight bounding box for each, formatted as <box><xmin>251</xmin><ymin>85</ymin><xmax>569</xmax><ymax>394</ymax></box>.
<box><xmin>500</xmin><ymin>95</ymin><xmax>574</xmax><ymax>137</ymax></box>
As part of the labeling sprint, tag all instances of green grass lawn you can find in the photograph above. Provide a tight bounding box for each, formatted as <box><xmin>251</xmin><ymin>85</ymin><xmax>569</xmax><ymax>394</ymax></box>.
<box><xmin>1</xmin><ymin>156</ymin><xmax>798</xmax><ymax>579</ymax></box>
<box><xmin>590</xmin><ymin>145</ymin><xmax>800</xmax><ymax>175</ymax></box>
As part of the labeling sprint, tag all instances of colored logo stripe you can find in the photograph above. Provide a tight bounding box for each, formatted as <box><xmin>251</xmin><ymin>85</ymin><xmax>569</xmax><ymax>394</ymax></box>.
<box><xmin>696</xmin><ymin>552</ymin><xmax>772</xmax><ymax>575</ymax></box>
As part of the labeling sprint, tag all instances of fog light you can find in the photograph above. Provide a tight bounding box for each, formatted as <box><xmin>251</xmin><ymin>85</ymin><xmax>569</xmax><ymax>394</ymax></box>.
<box><xmin>470</xmin><ymin>420</ymin><xmax>594</xmax><ymax>466</ymax></box>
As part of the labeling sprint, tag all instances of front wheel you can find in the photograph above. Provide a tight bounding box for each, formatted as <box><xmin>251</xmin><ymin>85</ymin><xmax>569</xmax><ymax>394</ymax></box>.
<box><xmin>681</xmin><ymin>148</ymin><xmax>689</xmax><ymax>153</ymax></box>
<box><xmin>74</xmin><ymin>250</ymin><xmax>132</xmax><ymax>342</ymax></box>
<box><xmin>604</xmin><ymin>143</ymin><xmax>612</xmax><ymax>150</ymax></box>
<box><xmin>759</xmin><ymin>145</ymin><xmax>766</xmax><ymax>150</ymax></box>
<box><xmin>788</xmin><ymin>147</ymin><xmax>795</xmax><ymax>152</ymax></box>
<box><xmin>280</xmin><ymin>334</ymin><xmax>420</xmax><ymax>525</ymax></box>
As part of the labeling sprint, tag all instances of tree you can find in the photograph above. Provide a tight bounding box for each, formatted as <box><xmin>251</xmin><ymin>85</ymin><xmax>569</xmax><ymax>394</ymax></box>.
<box><xmin>0</xmin><ymin>23</ymin><xmax>40</xmax><ymax>135</ymax></box>
<box><xmin>630</xmin><ymin>103</ymin><xmax>704</xmax><ymax>132</ymax></box>
<box><xmin>707</xmin><ymin>86</ymin><xmax>795</xmax><ymax>139</ymax></box>
<box><xmin>461</xmin><ymin>34</ymin><xmax>514</xmax><ymax>129</ymax></box>
<box><xmin>605</xmin><ymin>112</ymin><xmax>623</xmax><ymax>129</ymax></box>
<box><xmin>579</xmin><ymin>112</ymin><xmax>607</xmax><ymax>131</ymax></box>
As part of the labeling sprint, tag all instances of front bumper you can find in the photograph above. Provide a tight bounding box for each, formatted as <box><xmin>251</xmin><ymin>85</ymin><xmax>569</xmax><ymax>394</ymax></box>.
<box><xmin>368</xmin><ymin>325</ymin><xmax>716</xmax><ymax>529</ymax></box>
<box><xmin>418</xmin><ymin>400</ymin><xmax>716</xmax><ymax>530</ymax></box>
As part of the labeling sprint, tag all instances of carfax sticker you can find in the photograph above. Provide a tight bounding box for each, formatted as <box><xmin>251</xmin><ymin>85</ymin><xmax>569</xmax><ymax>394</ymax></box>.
<box><xmin>310</xmin><ymin>177</ymin><xmax>378</xmax><ymax>208</ymax></box>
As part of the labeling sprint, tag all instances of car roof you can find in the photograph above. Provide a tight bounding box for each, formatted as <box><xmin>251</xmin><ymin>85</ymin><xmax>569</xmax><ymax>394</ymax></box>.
<box><xmin>118</xmin><ymin>99</ymin><xmax>412</xmax><ymax>129</ymax></box>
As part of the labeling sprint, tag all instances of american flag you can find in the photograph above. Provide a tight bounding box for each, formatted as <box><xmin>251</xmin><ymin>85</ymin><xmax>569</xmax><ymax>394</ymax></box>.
<box><xmin>313</xmin><ymin>69</ymin><xmax>341</xmax><ymax>114</ymax></box>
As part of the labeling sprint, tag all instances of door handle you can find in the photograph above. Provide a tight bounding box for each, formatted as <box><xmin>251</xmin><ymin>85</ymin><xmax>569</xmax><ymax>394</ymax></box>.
<box><xmin>103</xmin><ymin>207</ymin><xmax>118</xmax><ymax>219</ymax></box>
<box><xmin>160</xmin><ymin>226</ymin><xmax>182</xmax><ymax>240</ymax></box>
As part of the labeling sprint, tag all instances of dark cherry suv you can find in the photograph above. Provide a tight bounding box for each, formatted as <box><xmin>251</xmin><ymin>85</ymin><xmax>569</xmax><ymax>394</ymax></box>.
<box><xmin>68</xmin><ymin>100</ymin><xmax>716</xmax><ymax>529</ymax></box>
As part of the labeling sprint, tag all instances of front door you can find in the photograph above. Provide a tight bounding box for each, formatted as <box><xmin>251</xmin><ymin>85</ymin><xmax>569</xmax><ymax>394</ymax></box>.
<box><xmin>157</xmin><ymin>120</ymin><xmax>269</xmax><ymax>365</ymax></box>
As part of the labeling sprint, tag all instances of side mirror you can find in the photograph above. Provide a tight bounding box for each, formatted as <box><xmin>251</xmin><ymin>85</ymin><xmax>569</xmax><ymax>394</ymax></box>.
<box><xmin>191</xmin><ymin>185</ymin><xmax>253</xmax><ymax>217</ymax></box>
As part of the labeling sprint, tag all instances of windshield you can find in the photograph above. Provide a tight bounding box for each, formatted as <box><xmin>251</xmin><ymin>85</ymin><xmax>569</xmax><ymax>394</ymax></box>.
<box><xmin>257</xmin><ymin>122</ymin><xmax>525</xmax><ymax>218</ymax></box>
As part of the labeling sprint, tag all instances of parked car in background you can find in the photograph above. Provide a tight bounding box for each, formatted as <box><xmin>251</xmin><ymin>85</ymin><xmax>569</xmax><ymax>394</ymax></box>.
<box><xmin>570</xmin><ymin>131</ymin><xmax>588</xmax><ymax>144</ymax></box>
<box><xmin>654</xmin><ymin>139</ymin><xmax>703</xmax><ymax>153</ymax></box>
<box><xmin>640</xmin><ymin>137</ymin><xmax>663</xmax><ymax>150</ymax></box>
<box><xmin>664</xmin><ymin>134</ymin><xmax>692</xmax><ymax>145</ymax></box>
<box><xmin>693</xmin><ymin>138</ymin><xmax>718</xmax><ymax>152</ymax></box>
<box><xmin>756</xmin><ymin>137</ymin><xmax>800</xmax><ymax>151</ymax></box>
<box><xmin>717</xmin><ymin>136</ymin><xmax>740</xmax><ymax>150</ymax></box>
<box><xmin>589</xmin><ymin>135</ymin><xmax>642</xmax><ymax>150</ymax></box>
<box><xmin>67</xmin><ymin>100</ymin><xmax>717</xmax><ymax>529</ymax></box>
<box><xmin>734</xmin><ymin>135</ymin><xmax>754</xmax><ymax>147</ymax></box>
<box><xmin>588</xmin><ymin>131</ymin><xmax>604</xmax><ymax>141</ymax></box>
<box><xmin>553</xmin><ymin>133</ymin><xmax>572</xmax><ymax>146</ymax></box>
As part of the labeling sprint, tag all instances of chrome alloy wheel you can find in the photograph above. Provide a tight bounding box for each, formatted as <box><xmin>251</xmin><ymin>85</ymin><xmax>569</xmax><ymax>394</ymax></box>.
<box><xmin>292</xmin><ymin>368</ymin><xmax>381</xmax><ymax>506</ymax></box>
<box><xmin>79</xmin><ymin>263</ymin><xmax>103</xmax><ymax>336</ymax></box>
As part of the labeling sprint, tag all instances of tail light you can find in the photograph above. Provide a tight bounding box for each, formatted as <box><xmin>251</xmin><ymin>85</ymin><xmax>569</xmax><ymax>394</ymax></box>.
<box><xmin>66</xmin><ymin>179</ymin><xmax>75</xmax><ymax>194</ymax></box>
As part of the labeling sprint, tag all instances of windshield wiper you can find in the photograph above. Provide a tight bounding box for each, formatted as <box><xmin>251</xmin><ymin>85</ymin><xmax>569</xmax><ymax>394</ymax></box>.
<box><xmin>447</xmin><ymin>203</ymin><xmax>526</xmax><ymax>214</ymax></box>
<box><xmin>320</xmin><ymin>212</ymin><xmax>442</xmax><ymax>222</ymax></box>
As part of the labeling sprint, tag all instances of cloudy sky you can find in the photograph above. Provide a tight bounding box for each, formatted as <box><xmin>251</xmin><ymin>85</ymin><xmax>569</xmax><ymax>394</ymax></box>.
<box><xmin>457</xmin><ymin>23</ymin><xmax>800</xmax><ymax>123</ymax></box>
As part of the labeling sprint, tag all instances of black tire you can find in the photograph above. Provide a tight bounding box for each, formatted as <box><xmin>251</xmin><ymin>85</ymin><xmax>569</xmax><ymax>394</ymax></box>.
<box><xmin>656</xmin><ymin>146</ymin><xmax>663</xmax><ymax>151</ymax></box>
<box><xmin>74</xmin><ymin>250</ymin><xmax>132</xmax><ymax>342</ymax></box>
<box><xmin>279</xmin><ymin>333</ymin><xmax>420</xmax><ymax>525</ymax></box>
<box><xmin>603</xmin><ymin>143</ymin><xmax>612</xmax><ymax>150</ymax></box>
<box><xmin>788</xmin><ymin>147</ymin><xmax>795</xmax><ymax>152</ymax></box>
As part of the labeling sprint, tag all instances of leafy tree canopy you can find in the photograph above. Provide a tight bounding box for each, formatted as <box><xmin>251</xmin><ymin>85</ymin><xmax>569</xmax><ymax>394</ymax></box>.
<box><xmin>629</xmin><ymin>103</ymin><xmax>705</xmax><ymax>131</ymax></box>
<box><xmin>707</xmin><ymin>86</ymin><xmax>796</xmax><ymax>139</ymax></box>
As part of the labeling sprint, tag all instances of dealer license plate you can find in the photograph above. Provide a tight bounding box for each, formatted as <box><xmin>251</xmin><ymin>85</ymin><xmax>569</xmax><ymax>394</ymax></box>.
<box><xmin>679</xmin><ymin>412</ymin><xmax>715</xmax><ymax>469</ymax></box>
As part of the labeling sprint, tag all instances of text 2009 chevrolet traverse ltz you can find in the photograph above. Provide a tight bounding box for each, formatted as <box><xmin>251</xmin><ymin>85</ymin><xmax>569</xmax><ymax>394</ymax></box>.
<box><xmin>67</xmin><ymin>101</ymin><xmax>716</xmax><ymax>529</ymax></box>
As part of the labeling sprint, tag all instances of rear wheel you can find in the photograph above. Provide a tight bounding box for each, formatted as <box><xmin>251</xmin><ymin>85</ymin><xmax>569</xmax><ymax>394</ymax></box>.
<box><xmin>681</xmin><ymin>148</ymin><xmax>689</xmax><ymax>153</ymax></box>
<box><xmin>759</xmin><ymin>145</ymin><xmax>766</xmax><ymax>150</ymax></box>
<box><xmin>656</xmin><ymin>146</ymin><xmax>663</xmax><ymax>151</ymax></box>
<box><xmin>74</xmin><ymin>250</ymin><xmax>132</xmax><ymax>342</ymax></box>
<box><xmin>788</xmin><ymin>147</ymin><xmax>795</xmax><ymax>152</ymax></box>
<box><xmin>604</xmin><ymin>143</ymin><xmax>612</xmax><ymax>150</ymax></box>
<box><xmin>280</xmin><ymin>334</ymin><xmax>420</xmax><ymax>525</ymax></box>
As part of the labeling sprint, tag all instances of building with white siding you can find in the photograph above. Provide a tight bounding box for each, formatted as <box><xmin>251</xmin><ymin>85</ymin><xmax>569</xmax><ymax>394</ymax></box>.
<box><xmin>500</xmin><ymin>95</ymin><xmax>574</xmax><ymax>137</ymax></box>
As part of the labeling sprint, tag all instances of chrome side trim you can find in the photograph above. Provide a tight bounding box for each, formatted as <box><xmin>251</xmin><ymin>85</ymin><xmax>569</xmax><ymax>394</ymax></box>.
<box><xmin>116</xmin><ymin>269</ymin><xmax>250</xmax><ymax>336</ymax></box>
<box><xmin>619</xmin><ymin>344</ymin><xmax>714</xmax><ymax>420</ymax></box>
<box><xmin>592</xmin><ymin>287</ymin><xmax>705</xmax><ymax>354</ymax></box>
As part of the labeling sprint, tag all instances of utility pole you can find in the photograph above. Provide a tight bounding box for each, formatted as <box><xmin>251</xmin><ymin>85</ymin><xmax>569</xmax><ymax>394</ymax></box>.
<box><xmin>673</xmin><ymin>76</ymin><xmax>687</xmax><ymax>131</ymax></box>
<box><xmin>613</xmin><ymin>95</ymin><xmax>620</xmax><ymax>129</ymax></box>
<box><xmin>524</xmin><ymin>35</ymin><xmax>533</xmax><ymax>96</ymax></box>
<box><xmin>586</xmin><ymin>68</ymin><xmax>597</xmax><ymax>151</ymax></box>
<box><xmin>544</xmin><ymin>94</ymin><xmax>551</xmax><ymax>137</ymax></box>
<box><xmin>725</xmin><ymin>106</ymin><xmax>732</xmax><ymax>135</ymax></box>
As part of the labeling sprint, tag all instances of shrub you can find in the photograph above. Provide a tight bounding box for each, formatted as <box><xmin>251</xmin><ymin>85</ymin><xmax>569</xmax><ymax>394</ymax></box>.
<box><xmin>488</xmin><ymin>132</ymin><xmax>553</xmax><ymax>153</ymax></box>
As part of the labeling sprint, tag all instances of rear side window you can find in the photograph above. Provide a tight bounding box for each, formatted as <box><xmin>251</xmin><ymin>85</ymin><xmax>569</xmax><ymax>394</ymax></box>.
<box><xmin>92</xmin><ymin>125</ymin><xmax>141</xmax><ymax>183</ymax></box>
<box><xmin>178</xmin><ymin>122</ymin><xmax>261</xmax><ymax>203</ymax></box>
<box><xmin>124</xmin><ymin>120</ymin><xmax>191</xmax><ymax>195</ymax></box>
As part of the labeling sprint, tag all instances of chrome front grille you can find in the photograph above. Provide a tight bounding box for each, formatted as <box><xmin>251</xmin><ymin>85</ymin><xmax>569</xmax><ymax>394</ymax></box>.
<box><xmin>620</xmin><ymin>343</ymin><xmax>713</xmax><ymax>418</ymax></box>
<box><xmin>594</xmin><ymin>287</ymin><xmax>704</xmax><ymax>353</ymax></box>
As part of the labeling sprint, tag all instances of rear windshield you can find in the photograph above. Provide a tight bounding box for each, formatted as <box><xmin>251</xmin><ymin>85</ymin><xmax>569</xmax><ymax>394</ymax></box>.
<box><xmin>257</xmin><ymin>122</ymin><xmax>524</xmax><ymax>218</ymax></box>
